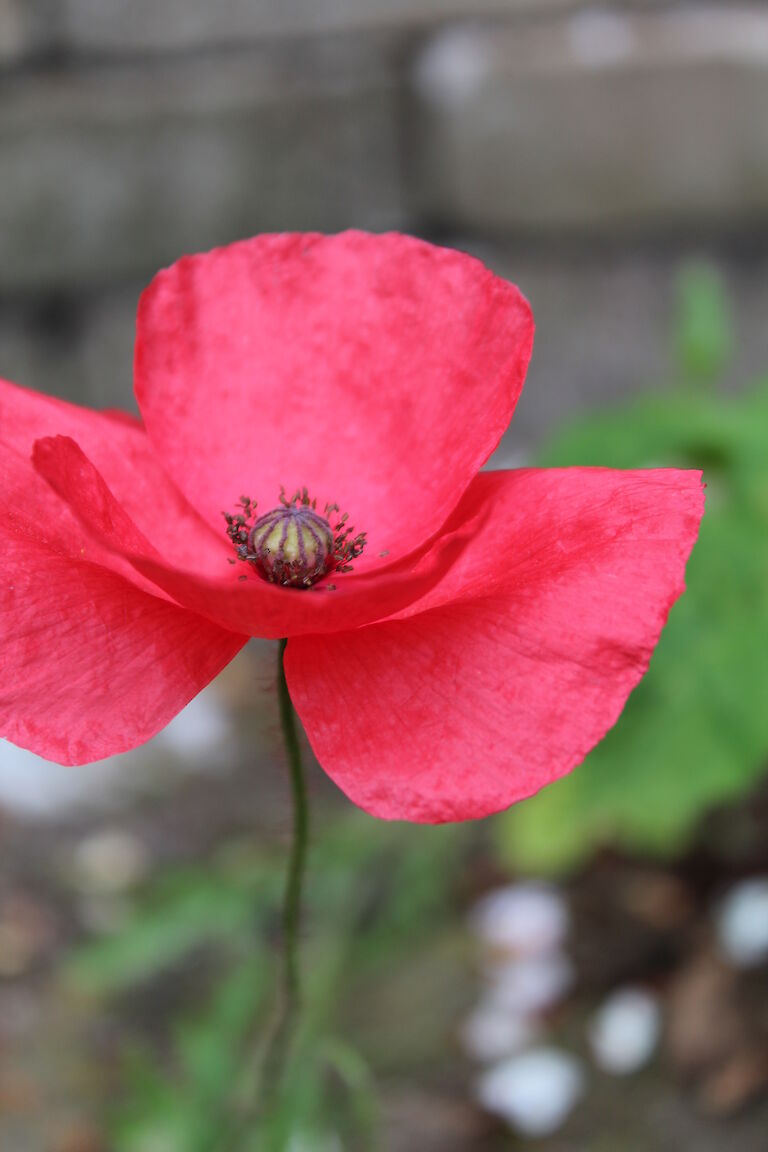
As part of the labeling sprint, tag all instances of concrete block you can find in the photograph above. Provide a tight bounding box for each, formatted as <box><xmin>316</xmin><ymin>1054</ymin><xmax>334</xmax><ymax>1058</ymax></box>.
<box><xmin>448</xmin><ymin>240</ymin><xmax>768</xmax><ymax>462</ymax></box>
<box><xmin>0</xmin><ymin>40</ymin><xmax>406</xmax><ymax>290</ymax></box>
<box><xmin>0</xmin><ymin>286</ymin><xmax>138</xmax><ymax>410</ymax></box>
<box><xmin>412</xmin><ymin>7</ymin><xmax>768</xmax><ymax>232</ymax></box>
<box><xmin>0</xmin><ymin>0</ymin><xmax>48</xmax><ymax>63</ymax></box>
<box><xmin>54</xmin><ymin>0</ymin><xmax>668</xmax><ymax>53</ymax></box>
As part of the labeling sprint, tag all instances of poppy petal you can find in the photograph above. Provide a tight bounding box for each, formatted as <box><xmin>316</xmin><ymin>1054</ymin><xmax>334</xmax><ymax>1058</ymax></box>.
<box><xmin>0</xmin><ymin>375</ymin><xmax>225</xmax><ymax>572</ymax></box>
<box><xmin>284</xmin><ymin>468</ymin><xmax>704</xmax><ymax>822</ymax></box>
<box><xmin>0</xmin><ymin>517</ymin><xmax>245</xmax><ymax>765</ymax></box>
<box><xmin>2</xmin><ymin>434</ymin><xmax>169</xmax><ymax>598</ymax></box>
<box><xmin>33</xmin><ymin>435</ymin><xmax>477</xmax><ymax>639</ymax></box>
<box><xmin>135</xmin><ymin>232</ymin><xmax>533</xmax><ymax>568</ymax></box>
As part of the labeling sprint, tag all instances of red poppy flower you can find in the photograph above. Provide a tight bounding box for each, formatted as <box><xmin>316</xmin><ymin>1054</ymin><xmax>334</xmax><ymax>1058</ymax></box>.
<box><xmin>0</xmin><ymin>232</ymin><xmax>703</xmax><ymax>822</ymax></box>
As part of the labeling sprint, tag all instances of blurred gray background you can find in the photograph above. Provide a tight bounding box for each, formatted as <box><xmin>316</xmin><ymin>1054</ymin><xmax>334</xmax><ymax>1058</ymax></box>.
<box><xmin>2</xmin><ymin>0</ymin><xmax>768</xmax><ymax>460</ymax></box>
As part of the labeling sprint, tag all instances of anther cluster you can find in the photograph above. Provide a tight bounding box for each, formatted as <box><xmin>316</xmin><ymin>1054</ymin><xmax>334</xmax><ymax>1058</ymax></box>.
<box><xmin>224</xmin><ymin>488</ymin><xmax>367</xmax><ymax>589</ymax></box>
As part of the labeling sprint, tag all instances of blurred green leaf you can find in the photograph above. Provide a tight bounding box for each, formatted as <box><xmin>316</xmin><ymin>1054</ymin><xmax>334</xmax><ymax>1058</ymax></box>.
<box><xmin>673</xmin><ymin>261</ymin><xmax>733</xmax><ymax>385</ymax></box>
<box><xmin>322</xmin><ymin>1037</ymin><xmax>380</xmax><ymax>1149</ymax></box>
<box><xmin>68</xmin><ymin>854</ymin><xmax>281</xmax><ymax>994</ymax></box>
<box><xmin>248</xmin><ymin>1044</ymin><xmax>336</xmax><ymax>1152</ymax></box>
<box><xmin>175</xmin><ymin>959</ymin><xmax>268</xmax><ymax>1102</ymax></box>
<box><xmin>95</xmin><ymin>814</ymin><xmax>465</xmax><ymax>1152</ymax></box>
<box><xmin>113</xmin><ymin>960</ymin><xmax>270</xmax><ymax>1152</ymax></box>
<box><xmin>112</xmin><ymin>1047</ymin><xmax>202</xmax><ymax>1152</ymax></box>
<box><xmin>495</xmin><ymin>380</ymin><xmax>768</xmax><ymax>874</ymax></box>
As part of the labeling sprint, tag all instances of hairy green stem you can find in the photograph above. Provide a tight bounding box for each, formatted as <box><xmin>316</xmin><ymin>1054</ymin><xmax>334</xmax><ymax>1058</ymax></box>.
<box><xmin>261</xmin><ymin>637</ymin><xmax>310</xmax><ymax>1094</ymax></box>
<box><xmin>215</xmin><ymin>642</ymin><xmax>310</xmax><ymax>1151</ymax></box>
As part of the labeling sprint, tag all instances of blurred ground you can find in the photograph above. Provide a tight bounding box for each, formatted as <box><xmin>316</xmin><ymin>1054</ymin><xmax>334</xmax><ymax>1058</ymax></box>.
<box><xmin>2</xmin><ymin>646</ymin><xmax>768</xmax><ymax>1151</ymax></box>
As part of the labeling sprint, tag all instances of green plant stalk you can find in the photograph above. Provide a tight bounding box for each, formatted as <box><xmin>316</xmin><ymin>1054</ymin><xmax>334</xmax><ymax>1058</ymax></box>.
<box><xmin>215</xmin><ymin>642</ymin><xmax>310</xmax><ymax>1150</ymax></box>
<box><xmin>261</xmin><ymin>637</ymin><xmax>310</xmax><ymax>1093</ymax></box>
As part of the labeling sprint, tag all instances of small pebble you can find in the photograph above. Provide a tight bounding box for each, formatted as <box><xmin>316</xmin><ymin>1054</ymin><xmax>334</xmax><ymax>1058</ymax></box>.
<box><xmin>0</xmin><ymin>922</ymin><xmax>38</xmax><ymax>978</ymax></box>
<box><xmin>71</xmin><ymin>829</ymin><xmax>148</xmax><ymax>895</ymax></box>
<box><xmin>475</xmin><ymin>1048</ymin><xmax>585</xmax><ymax>1136</ymax></box>
<box><xmin>469</xmin><ymin>883</ymin><xmax>569</xmax><ymax>957</ymax></box>
<box><xmin>699</xmin><ymin>1051</ymin><xmax>768</xmax><ymax>1116</ymax></box>
<box><xmin>715</xmin><ymin>877</ymin><xmax>768</xmax><ymax>969</ymax></box>
<box><xmin>51</xmin><ymin>1121</ymin><xmax>106</xmax><ymax>1152</ymax></box>
<box><xmin>0</xmin><ymin>988</ymin><xmax>41</xmax><ymax>1038</ymax></box>
<box><xmin>486</xmin><ymin>952</ymin><xmax>574</xmax><ymax>1016</ymax></box>
<box><xmin>588</xmin><ymin>987</ymin><xmax>661</xmax><ymax>1075</ymax></box>
<box><xmin>461</xmin><ymin>1002</ymin><xmax>536</xmax><ymax>1063</ymax></box>
<box><xmin>0</xmin><ymin>895</ymin><xmax>53</xmax><ymax>976</ymax></box>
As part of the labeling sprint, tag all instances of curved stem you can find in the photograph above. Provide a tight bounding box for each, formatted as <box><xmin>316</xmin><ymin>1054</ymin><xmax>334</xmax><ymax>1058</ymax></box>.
<box><xmin>261</xmin><ymin>637</ymin><xmax>310</xmax><ymax>1093</ymax></box>
<box><xmin>216</xmin><ymin>641</ymin><xmax>310</xmax><ymax>1151</ymax></box>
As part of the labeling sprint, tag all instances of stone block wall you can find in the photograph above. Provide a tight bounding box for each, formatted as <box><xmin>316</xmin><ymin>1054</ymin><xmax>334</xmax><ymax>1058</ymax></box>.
<box><xmin>0</xmin><ymin>1</ymin><xmax>671</xmax><ymax>60</ymax></box>
<box><xmin>412</xmin><ymin>9</ymin><xmax>768</xmax><ymax>232</ymax></box>
<box><xmin>1</xmin><ymin>38</ymin><xmax>406</xmax><ymax>290</ymax></box>
<box><xmin>1</xmin><ymin>1</ymin><xmax>767</xmax><ymax>443</ymax></box>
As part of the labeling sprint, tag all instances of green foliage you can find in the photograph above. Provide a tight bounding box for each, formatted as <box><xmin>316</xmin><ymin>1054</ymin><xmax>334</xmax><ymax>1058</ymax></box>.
<box><xmin>113</xmin><ymin>961</ymin><xmax>269</xmax><ymax>1152</ymax></box>
<box><xmin>67</xmin><ymin>851</ymin><xmax>282</xmax><ymax>995</ymax></box>
<box><xmin>247</xmin><ymin>1037</ymin><xmax>381</xmax><ymax>1152</ymax></box>
<box><xmin>495</xmin><ymin>267</ymin><xmax>768</xmax><ymax>874</ymax></box>
<box><xmin>673</xmin><ymin>262</ymin><xmax>733</xmax><ymax>386</ymax></box>
<box><xmin>72</xmin><ymin>817</ymin><xmax>465</xmax><ymax>1152</ymax></box>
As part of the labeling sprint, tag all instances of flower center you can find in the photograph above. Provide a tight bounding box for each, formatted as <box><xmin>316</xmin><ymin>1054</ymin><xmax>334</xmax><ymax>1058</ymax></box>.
<box><xmin>249</xmin><ymin>505</ymin><xmax>333</xmax><ymax>588</ymax></box>
<box><xmin>224</xmin><ymin>488</ymin><xmax>366</xmax><ymax>589</ymax></box>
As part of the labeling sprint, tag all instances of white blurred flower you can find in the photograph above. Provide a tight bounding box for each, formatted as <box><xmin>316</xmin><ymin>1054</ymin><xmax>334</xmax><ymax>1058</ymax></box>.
<box><xmin>461</xmin><ymin>1001</ymin><xmax>537</xmax><ymax>1063</ymax></box>
<box><xmin>469</xmin><ymin>883</ymin><xmax>569</xmax><ymax>957</ymax></box>
<box><xmin>476</xmin><ymin>1048</ymin><xmax>585</xmax><ymax>1136</ymax></box>
<box><xmin>588</xmin><ymin>987</ymin><xmax>661</xmax><ymax>1075</ymax></box>
<box><xmin>715</xmin><ymin>877</ymin><xmax>768</xmax><ymax>968</ymax></box>
<box><xmin>486</xmin><ymin>951</ymin><xmax>574</xmax><ymax>1016</ymax></box>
